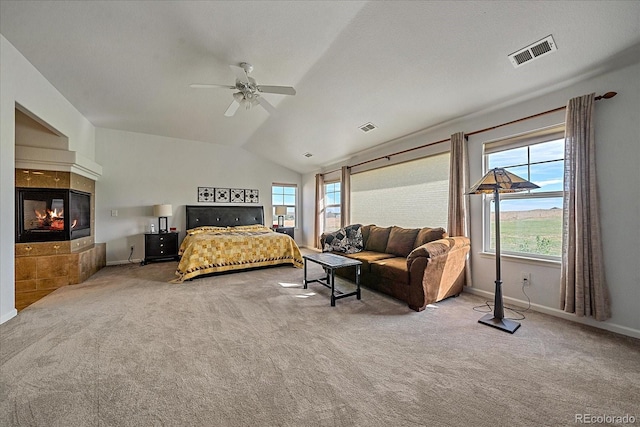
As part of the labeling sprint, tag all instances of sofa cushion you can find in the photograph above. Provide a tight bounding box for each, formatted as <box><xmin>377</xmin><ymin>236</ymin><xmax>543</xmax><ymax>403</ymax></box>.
<box><xmin>370</xmin><ymin>257</ymin><xmax>409</xmax><ymax>284</ymax></box>
<box><xmin>365</xmin><ymin>226</ymin><xmax>391</xmax><ymax>253</ymax></box>
<box><xmin>344</xmin><ymin>251</ymin><xmax>395</xmax><ymax>272</ymax></box>
<box><xmin>360</xmin><ymin>225</ymin><xmax>373</xmax><ymax>248</ymax></box>
<box><xmin>386</xmin><ymin>226</ymin><xmax>420</xmax><ymax>257</ymax></box>
<box><xmin>414</xmin><ymin>227</ymin><xmax>447</xmax><ymax>248</ymax></box>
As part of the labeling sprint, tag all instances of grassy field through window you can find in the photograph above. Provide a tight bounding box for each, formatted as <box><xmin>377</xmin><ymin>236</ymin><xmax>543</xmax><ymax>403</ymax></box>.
<box><xmin>490</xmin><ymin>208</ymin><xmax>563</xmax><ymax>257</ymax></box>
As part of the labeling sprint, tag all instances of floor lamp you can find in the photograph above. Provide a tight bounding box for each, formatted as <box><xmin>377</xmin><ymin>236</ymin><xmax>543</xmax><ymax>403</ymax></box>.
<box><xmin>467</xmin><ymin>168</ymin><xmax>539</xmax><ymax>334</ymax></box>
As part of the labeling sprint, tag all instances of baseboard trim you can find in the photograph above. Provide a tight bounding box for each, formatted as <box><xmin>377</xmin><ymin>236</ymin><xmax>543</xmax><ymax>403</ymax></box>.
<box><xmin>1</xmin><ymin>309</ymin><xmax>18</xmax><ymax>325</ymax></box>
<box><xmin>107</xmin><ymin>259</ymin><xmax>142</xmax><ymax>266</ymax></box>
<box><xmin>464</xmin><ymin>287</ymin><xmax>640</xmax><ymax>340</ymax></box>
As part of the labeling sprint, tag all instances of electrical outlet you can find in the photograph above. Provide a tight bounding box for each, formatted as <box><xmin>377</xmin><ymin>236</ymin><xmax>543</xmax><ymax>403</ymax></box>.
<box><xmin>521</xmin><ymin>271</ymin><xmax>531</xmax><ymax>286</ymax></box>
<box><xmin>130</xmin><ymin>245</ymin><xmax>134</xmax><ymax>251</ymax></box>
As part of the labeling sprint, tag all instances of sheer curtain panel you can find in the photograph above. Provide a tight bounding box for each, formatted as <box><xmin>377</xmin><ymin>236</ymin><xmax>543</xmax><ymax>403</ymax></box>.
<box><xmin>561</xmin><ymin>93</ymin><xmax>610</xmax><ymax>321</ymax></box>
<box><xmin>314</xmin><ymin>173</ymin><xmax>325</xmax><ymax>249</ymax></box>
<box><xmin>448</xmin><ymin>131</ymin><xmax>472</xmax><ymax>287</ymax></box>
<box><xmin>340</xmin><ymin>166</ymin><xmax>351</xmax><ymax>228</ymax></box>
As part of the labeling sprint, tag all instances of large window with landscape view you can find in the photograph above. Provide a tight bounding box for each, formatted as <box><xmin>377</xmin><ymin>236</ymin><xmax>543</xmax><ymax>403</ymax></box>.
<box><xmin>483</xmin><ymin>126</ymin><xmax>565</xmax><ymax>260</ymax></box>
<box><xmin>271</xmin><ymin>184</ymin><xmax>297</xmax><ymax>227</ymax></box>
<box><xmin>351</xmin><ymin>152</ymin><xmax>450</xmax><ymax>229</ymax></box>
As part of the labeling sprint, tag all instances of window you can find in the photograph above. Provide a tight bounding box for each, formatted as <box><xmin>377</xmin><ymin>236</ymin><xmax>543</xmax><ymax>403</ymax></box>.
<box><xmin>272</xmin><ymin>184</ymin><xmax>297</xmax><ymax>227</ymax></box>
<box><xmin>351</xmin><ymin>152</ymin><xmax>450</xmax><ymax>228</ymax></box>
<box><xmin>483</xmin><ymin>127</ymin><xmax>565</xmax><ymax>259</ymax></box>
<box><xmin>324</xmin><ymin>181</ymin><xmax>341</xmax><ymax>232</ymax></box>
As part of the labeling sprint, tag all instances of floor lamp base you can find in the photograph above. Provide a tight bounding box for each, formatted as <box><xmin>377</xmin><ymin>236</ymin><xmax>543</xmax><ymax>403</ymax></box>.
<box><xmin>478</xmin><ymin>313</ymin><xmax>521</xmax><ymax>334</ymax></box>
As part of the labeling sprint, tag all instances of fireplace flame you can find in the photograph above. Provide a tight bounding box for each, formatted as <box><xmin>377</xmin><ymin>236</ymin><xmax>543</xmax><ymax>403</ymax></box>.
<box><xmin>35</xmin><ymin>208</ymin><xmax>64</xmax><ymax>220</ymax></box>
<box><xmin>34</xmin><ymin>208</ymin><xmax>65</xmax><ymax>230</ymax></box>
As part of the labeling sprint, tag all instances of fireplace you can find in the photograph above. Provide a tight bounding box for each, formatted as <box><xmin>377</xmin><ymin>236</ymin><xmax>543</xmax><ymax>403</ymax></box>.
<box><xmin>16</xmin><ymin>188</ymin><xmax>91</xmax><ymax>243</ymax></box>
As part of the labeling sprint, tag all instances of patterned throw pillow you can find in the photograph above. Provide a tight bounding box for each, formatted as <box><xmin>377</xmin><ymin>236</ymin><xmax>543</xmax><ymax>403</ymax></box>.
<box><xmin>232</xmin><ymin>224</ymin><xmax>270</xmax><ymax>232</ymax></box>
<box><xmin>187</xmin><ymin>226</ymin><xmax>227</xmax><ymax>235</ymax></box>
<box><xmin>323</xmin><ymin>224</ymin><xmax>363</xmax><ymax>254</ymax></box>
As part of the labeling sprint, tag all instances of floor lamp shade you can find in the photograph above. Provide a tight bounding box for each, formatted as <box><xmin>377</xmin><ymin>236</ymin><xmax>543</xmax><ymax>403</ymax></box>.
<box><xmin>153</xmin><ymin>204</ymin><xmax>172</xmax><ymax>233</ymax></box>
<box><xmin>275</xmin><ymin>206</ymin><xmax>287</xmax><ymax>227</ymax></box>
<box><xmin>467</xmin><ymin>168</ymin><xmax>539</xmax><ymax>333</ymax></box>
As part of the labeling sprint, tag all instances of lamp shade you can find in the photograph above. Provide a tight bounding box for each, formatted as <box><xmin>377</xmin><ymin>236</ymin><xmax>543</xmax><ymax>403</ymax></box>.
<box><xmin>275</xmin><ymin>206</ymin><xmax>287</xmax><ymax>216</ymax></box>
<box><xmin>467</xmin><ymin>168</ymin><xmax>539</xmax><ymax>194</ymax></box>
<box><xmin>153</xmin><ymin>204</ymin><xmax>173</xmax><ymax>217</ymax></box>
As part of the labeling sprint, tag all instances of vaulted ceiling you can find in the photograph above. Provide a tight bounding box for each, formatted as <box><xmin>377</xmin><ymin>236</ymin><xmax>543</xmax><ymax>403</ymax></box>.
<box><xmin>2</xmin><ymin>1</ymin><xmax>639</xmax><ymax>173</ymax></box>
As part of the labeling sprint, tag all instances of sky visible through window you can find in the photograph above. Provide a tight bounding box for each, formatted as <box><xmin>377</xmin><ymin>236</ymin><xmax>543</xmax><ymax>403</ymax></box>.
<box><xmin>487</xmin><ymin>139</ymin><xmax>564</xmax><ymax>211</ymax></box>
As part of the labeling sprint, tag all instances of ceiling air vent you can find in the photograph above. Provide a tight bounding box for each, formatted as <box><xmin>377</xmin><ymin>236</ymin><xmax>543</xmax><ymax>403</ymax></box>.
<box><xmin>509</xmin><ymin>35</ymin><xmax>557</xmax><ymax>68</ymax></box>
<box><xmin>359</xmin><ymin>122</ymin><xmax>377</xmax><ymax>133</ymax></box>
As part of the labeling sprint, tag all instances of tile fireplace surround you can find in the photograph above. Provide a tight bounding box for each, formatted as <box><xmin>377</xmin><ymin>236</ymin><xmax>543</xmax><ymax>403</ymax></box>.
<box><xmin>14</xmin><ymin>169</ymin><xmax>106</xmax><ymax>311</ymax></box>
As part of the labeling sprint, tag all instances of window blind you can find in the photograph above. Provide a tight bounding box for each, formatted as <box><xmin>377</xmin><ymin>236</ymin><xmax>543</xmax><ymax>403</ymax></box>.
<box><xmin>484</xmin><ymin>124</ymin><xmax>565</xmax><ymax>154</ymax></box>
<box><xmin>350</xmin><ymin>152</ymin><xmax>450</xmax><ymax>229</ymax></box>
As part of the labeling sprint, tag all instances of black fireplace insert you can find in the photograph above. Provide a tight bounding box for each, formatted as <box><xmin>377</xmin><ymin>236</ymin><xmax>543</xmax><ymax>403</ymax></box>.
<box><xmin>16</xmin><ymin>188</ymin><xmax>91</xmax><ymax>243</ymax></box>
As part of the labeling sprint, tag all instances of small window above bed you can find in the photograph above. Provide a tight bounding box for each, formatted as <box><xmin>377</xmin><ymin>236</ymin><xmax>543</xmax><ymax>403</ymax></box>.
<box><xmin>272</xmin><ymin>184</ymin><xmax>297</xmax><ymax>228</ymax></box>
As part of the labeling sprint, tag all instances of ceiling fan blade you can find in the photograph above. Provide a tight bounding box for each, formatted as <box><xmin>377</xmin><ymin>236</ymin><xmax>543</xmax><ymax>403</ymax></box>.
<box><xmin>257</xmin><ymin>96</ymin><xmax>278</xmax><ymax>116</ymax></box>
<box><xmin>190</xmin><ymin>83</ymin><xmax>235</xmax><ymax>89</ymax></box>
<box><xmin>257</xmin><ymin>85</ymin><xmax>296</xmax><ymax>96</ymax></box>
<box><xmin>229</xmin><ymin>65</ymin><xmax>249</xmax><ymax>84</ymax></box>
<box><xmin>224</xmin><ymin>100</ymin><xmax>240</xmax><ymax>117</ymax></box>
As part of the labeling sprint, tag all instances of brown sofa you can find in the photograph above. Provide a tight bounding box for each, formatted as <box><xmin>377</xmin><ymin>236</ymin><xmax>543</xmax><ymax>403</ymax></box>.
<box><xmin>320</xmin><ymin>225</ymin><xmax>470</xmax><ymax>311</ymax></box>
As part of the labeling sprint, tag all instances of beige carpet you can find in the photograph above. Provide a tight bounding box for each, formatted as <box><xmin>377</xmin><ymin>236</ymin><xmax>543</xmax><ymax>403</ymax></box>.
<box><xmin>2</xmin><ymin>250</ymin><xmax>639</xmax><ymax>427</ymax></box>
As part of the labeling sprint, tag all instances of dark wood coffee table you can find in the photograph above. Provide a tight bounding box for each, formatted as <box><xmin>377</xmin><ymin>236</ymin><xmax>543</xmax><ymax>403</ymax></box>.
<box><xmin>303</xmin><ymin>252</ymin><xmax>362</xmax><ymax>306</ymax></box>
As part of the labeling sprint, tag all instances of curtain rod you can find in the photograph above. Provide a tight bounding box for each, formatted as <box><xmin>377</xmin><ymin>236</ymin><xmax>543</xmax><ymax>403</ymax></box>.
<box><xmin>321</xmin><ymin>91</ymin><xmax>617</xmax><ymax>176</ymax></box>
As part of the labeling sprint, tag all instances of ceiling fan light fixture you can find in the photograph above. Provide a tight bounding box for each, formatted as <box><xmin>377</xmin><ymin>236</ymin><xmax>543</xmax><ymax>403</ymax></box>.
<box><xmin>192</xmin><ymin>63</ymin><xmax>296</xmax><ymax>117</ymax></box>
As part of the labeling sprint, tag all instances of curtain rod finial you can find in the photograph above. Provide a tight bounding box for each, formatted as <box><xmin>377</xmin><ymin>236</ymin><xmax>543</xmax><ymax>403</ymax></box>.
<box><xmin>596</xmin><ymin>91</ymin><xmax>617</xmax><ymax>100</ymax></box>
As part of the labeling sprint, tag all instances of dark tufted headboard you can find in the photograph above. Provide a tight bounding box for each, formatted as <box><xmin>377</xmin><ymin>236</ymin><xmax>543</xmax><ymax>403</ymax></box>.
<box><xmin>185</xmin><ymin>205</ymin><xmax>265</xmax><ymax>230</ymax></box>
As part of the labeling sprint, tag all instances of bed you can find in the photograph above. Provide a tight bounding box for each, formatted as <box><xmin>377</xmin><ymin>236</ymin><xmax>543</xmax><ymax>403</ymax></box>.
<box><xmin>172</xmin><ymin>206</ymin><xmax>303</xmax><ymax>283</ymax></box>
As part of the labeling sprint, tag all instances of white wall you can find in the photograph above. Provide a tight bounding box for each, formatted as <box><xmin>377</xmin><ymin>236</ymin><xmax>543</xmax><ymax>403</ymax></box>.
<box><xmin>95</xmin><ymin>128</ymin><xmax>302</xmax><ymax>264</ymax></box>
<box><xmin>0</xmin><ymin>35</ymin><xmax>98</xmax><ymax>323</ymax></box>
<box><xmin>301</xmin><ymin>61</ymin><xmax>640</xmax><ymax>337</ymax></box>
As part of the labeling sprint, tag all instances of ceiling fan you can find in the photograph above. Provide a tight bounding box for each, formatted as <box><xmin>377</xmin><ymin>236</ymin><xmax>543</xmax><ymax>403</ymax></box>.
<box><xmin>190</xmin><ymin>62</ymin><xmax>296</xmax><ymax>117</ymax></box>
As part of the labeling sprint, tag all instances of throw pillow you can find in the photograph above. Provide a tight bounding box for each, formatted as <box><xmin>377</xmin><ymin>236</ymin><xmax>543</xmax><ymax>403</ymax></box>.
<box><xmin>365</xmin><ymin>226</ymin><xmax>391</xmax><ymax>253</ymax></box>
<box><xmin>386</xmin><ymin>226</ymin><xmax>420</xmax><ymax>257</ymax></box>
<box><xmin>414</xmin><ymin>227</ymin><xmax>447</xmax><ymax>248</ymax></box>
<box><xmin>323</xmin><ymin>224</ymin><xmax>363</xmax><ymax>254</ymax></box>
<box><xmin>187</xmin><ymin>226</ymin><xmax>226</xmax><ymax>235</ymax></box>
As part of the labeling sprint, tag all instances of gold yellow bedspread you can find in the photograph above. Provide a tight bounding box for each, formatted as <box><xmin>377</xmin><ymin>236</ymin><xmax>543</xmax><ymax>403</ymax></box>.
<box><xmin>173</xmin><ymin>225</ymin><xmax>303</xmax><ymax>283</ymax></box>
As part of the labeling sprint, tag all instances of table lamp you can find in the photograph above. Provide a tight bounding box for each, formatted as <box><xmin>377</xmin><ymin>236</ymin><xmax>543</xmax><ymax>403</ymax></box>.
<box><xmin>275</xmin><ymin>206</ymin><xmax>287</xmax><ymax>228</ymax></box>
<box><xmin>153</xmin><ymin>204</ymin><xmax>172</xmax><ymax>233</ymax></box>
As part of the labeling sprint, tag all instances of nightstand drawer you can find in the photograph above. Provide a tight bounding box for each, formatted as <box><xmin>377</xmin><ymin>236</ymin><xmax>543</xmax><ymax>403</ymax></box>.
<box><xmin>143</xmin><ymin>232</ymin><xmax>179</xmax><ymax>265</ymax></box>
<box><xmin>274</xmin><ymin>227</ymin><xmax>294</xmax><ymax>238</ymax></box>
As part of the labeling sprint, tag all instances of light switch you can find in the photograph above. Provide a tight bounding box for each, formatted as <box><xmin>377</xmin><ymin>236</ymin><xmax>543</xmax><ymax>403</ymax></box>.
<box><xmin>111</xmin><ymin>210</ymin><xmax>118</xmax><ymax>217</ymax></box>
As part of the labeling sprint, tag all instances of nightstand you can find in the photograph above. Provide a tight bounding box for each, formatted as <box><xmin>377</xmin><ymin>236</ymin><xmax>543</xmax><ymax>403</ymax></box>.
<box><xmin>142</xmin><ymin>232</ymin><xmax>179</xmax><ymax>265</ymax></box>
<box><xmin>273</xmin><ymin>227</ymin><xmax>294</xmax><ymax>238</ymax></box>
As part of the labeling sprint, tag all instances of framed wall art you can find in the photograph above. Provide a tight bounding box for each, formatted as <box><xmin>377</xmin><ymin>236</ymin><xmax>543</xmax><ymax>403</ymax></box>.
<box><xmin>197</xmin><ymin>187</ymin><xmax>214</xmax><ymax>203</ymax></box>
<box><xmin>215</xmin><ymin>188</ymin><xmax>230</xmax><ymax>203</ymax></box>
<box><xmin>244</xmin><ymin>189</ymin><xmax>259</xmax><ymax>203</ymax></box>
<box><xmin>197</xmin><ymin>187</ymin><xmax>259</xmax><ymax>204</ymax></box>
<box><xmin>230</xmin><ymin>189</ymin><xmax>245</xmax><ymax>203</ymax></box>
